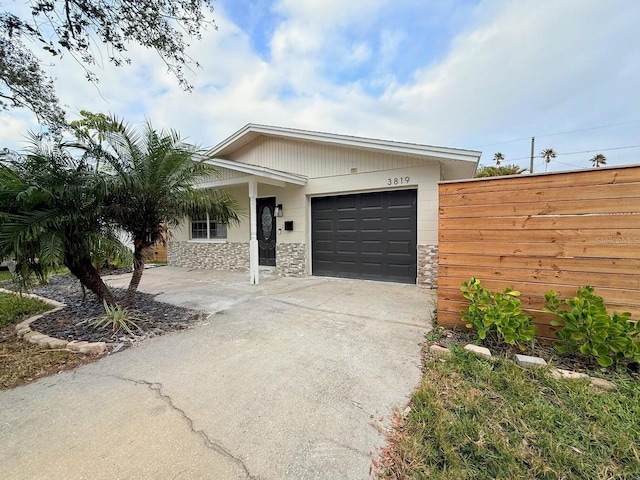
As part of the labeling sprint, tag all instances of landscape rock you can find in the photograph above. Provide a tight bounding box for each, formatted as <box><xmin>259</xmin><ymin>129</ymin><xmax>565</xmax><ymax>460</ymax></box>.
<box><xmin>15</xmin><ymin>317</ymin><xmax>40</xmax><ymax>332</ymax></box>
<box><xmin>44</xmin><ymin>337</ymin><xmax>69</xmax><ymax>349</ymax></box>
<box><xmin>550</xmin><ymin>368</ymin><xmax>589</xmax><ymax>380</ymax></box>
<box><xmin>464</xmin><ymin>344</ymin><xmax>492</xmax><ymax>358</ymax></box>
<box><xmin>66</xmin><ymin>341</ymin><xmax>89</xmax><ymax>352</ymax></box>
<box><xmin>429</xmin><ymin>345</ymin><xmax>451</xmax><ymax>356</ymax></box>
<box><xmin>590</xmin><ymin>377</ymin><xmax>617</xmax><ymax>391</ymax></box>
<box><xmin>515</xmin><ymin>354</ymin><xmax>548</xmax><ymax>368</ymax></box>
<box><xmin>23</xmin><ymin>332</ymin><xmax>47</xmax><ymax>344</ymax></box>
<box><xmin>16</xmin><ymin>327</ymin><xmax>31</xmax><ymax>337</ymax></box>
<box><xmin>78</xmin><ymin>342</ymin><xmax>107</xmax><ymax>355</ymax></box>
<box><xmin>26</xmin><ymin>275</ymin><xmax>203</xmax><ymax>347</ymax></box>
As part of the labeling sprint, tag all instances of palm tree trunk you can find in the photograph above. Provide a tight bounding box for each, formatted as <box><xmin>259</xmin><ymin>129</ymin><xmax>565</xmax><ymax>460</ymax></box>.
<box><xmin>125</xmin><ymin>241</ymin><xmax>149</xmax><ymax>306</ymax></box>
<box><xmin>64</xmin><ymin>253</ymin><xmax>115</xmax><ymax>305</ymax></box>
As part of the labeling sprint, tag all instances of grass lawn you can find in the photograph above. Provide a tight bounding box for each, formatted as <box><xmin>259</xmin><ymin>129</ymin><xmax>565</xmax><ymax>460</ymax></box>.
<box><xmin>0</xmin><ymin>269</ymin><xmax>12</xmax><ymax>282</ymax></box>
<box><xmin>378</xmin><ymin>345</ymin><xmax>640</xmax><ymax>480</ymax></box>
<box><xmin>0</xmin><ymin>291</ymin><xmax>51</xmax><ymax>328</ymax></box>
<box><xmin>0</xmin><ymin>291</ymin><xmax>93</xmax><ymax>389</ymax></box>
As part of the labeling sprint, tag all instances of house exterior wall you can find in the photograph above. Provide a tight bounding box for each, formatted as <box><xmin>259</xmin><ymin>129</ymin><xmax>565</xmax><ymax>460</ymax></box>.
<box><xmin>227</xmin><ymin>136</ymin><xmax>438</xmax><ymax>178</ymax></box>
<box><xmin>169</xmin><ymin>137</ymin><xmax>446</xmax><ymax>285</ymax></box>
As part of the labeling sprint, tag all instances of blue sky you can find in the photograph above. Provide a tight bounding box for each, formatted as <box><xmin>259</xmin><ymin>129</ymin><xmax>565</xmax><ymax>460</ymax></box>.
<box><xmin>1</xmin><ymin>0</ymin><xmax>639</xmax><ymax>172</ymax></box>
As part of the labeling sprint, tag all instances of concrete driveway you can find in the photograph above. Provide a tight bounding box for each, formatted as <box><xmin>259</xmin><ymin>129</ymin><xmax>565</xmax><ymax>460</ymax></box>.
<box><xmin>0</xmin><ymin>267</ymin><xmax>434</xmax><ymax>480</ymax></box>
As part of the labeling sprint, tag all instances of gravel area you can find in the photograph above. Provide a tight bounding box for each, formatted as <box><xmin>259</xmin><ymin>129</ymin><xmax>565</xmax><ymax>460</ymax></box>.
<box><xmin>24</xmin><ymin>275</ymin><xmax>205</xmax><ymax>350</ymax></box>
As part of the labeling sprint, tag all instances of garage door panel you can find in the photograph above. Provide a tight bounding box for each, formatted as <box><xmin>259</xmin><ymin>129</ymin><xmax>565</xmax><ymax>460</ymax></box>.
<box><xmin>361</xmin><ymin>240</ymin><xmax>383</xmax><ymax>254</ymax></box>
<box><xmin>337</xmin><ymin>240</ymin><xmax>357</xmax><ymax>253</ymax></box>
<box><xmin>336</xmin><ymin>221</ymin><xmax>357</xmax><ymax>229</ymax></box>
<box><xmin>388</xmin><ymin>240</ymin><xmax>411</xmax><ymax>254</ymax></box>
<box><xmin>311</xmin><ymin>189</ymin><xmax>417</xmax><ymax>284</ymax></box>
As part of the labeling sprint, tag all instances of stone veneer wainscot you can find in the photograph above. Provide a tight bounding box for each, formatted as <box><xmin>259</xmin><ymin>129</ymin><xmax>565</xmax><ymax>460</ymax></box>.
<box><xmin>417</xmin><ymin>244</ymin><xmax>438</xmax><ymax>288</ymax></box>
<box><xmin>168</xmin><ymin>240</ymin><xmax>249</xmax><ymax>271</ymax></box>
<box><xmin>276</xmin><ymin>243</ymin><xmax>306</xmax><ymax>277</ymax></box>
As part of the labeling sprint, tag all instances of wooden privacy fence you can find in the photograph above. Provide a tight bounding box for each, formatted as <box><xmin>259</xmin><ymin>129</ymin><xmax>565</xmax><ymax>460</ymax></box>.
<box><xmin>437</xmin><ymin>165</ymin><xmax>640</xmax><ymax>339</ymax></box>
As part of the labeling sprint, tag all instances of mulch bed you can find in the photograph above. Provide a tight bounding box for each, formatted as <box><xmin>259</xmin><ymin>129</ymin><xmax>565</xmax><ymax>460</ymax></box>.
<box><xmin>24</xmin><ymin>275</ymin><xmax>205</xmax><ymax>350</ymax></box>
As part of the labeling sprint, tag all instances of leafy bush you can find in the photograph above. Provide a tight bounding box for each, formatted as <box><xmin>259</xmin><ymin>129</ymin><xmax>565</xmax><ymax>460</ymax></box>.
<box><xmin>460</xmin><ymin>277</ymin><xmax>536</xmax><ymax>348</ymax></box>
<box><xmin>92</xmin><ymin>301</ymin><xmax>141</xmax><ymax>336</ymax></box>
<box><xmin>544</xmin><ymin>286</ymin><xmax>640</xmax><ymax>367</ymax></box>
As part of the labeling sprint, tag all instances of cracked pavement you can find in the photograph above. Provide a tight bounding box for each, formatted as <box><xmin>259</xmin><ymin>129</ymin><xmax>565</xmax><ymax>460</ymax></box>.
<box><xmin>0</xmin><ymin>267</ymin><xmax>433</xmax><ymax>479</ymax></box>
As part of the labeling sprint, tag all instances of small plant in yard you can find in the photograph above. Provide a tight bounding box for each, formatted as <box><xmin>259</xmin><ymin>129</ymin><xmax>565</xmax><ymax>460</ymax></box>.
<box><xmin>460</xmin><ymin>277</ymin><xmax>536</xmax><ymax>349</ymax></box>
<box><xmin>92</xmin><ymin>301</ymin><xmax>141</xmax><ymax>336</ymax></box>
<box><xmin>425</xmin><ymin>325</ymin><xmax>445</xmax><ymax>342</ymax></box>
<box><xmin>544</xmin><ymin>286</ymin><xmax>640</xmax><ymax>367</ymax></box>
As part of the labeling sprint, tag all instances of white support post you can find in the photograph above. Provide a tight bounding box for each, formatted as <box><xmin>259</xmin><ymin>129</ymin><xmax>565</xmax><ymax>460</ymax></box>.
<box><xmin>249</xmin><ymin>179</ymin><xmax>259</xmax><ymax>285</ymax></box>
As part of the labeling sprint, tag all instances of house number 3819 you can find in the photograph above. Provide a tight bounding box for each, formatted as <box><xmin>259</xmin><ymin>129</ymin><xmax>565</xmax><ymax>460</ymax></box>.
<box><xmin>388</xmin><ymin>176</ymin><xmax>410</xmax><ymax>185</ymax></box>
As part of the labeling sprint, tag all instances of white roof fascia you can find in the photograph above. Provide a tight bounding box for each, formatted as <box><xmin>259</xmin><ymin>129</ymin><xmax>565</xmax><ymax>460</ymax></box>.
<box><xmin>208</xmin><ymin>124</ymin><xmax>481</xmax><ymax>164</ymax></box>
<box><xmin>205</xmin><ymin>158</ymin><xmax>307</xmax><ymax>186</ymax></box>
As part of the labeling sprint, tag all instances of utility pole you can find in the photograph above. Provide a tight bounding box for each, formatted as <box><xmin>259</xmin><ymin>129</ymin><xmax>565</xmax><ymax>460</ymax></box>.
<box><xmin>529</xmin><ymin>136</ymin><xmax>535</xmax><ymax>173</ymax></box>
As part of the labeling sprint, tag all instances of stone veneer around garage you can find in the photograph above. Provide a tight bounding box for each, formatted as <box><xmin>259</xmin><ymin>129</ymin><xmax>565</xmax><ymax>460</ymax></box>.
<box><xmin>276</xmin><ymin>243</ymin><xmax>306</xmax><ymax>277</ymax></box>
<box><xmin>169</xmin><ymin>240</ymin><xmax>430</xmax><ymax>284</ymax></box>
<box><xmin>168</xmin><ymin>240</ymin><xmax>249</xmax><ymax>271</ymax></box>
<box><xmin>417</xmin><ymin>244</ymin><xmax>438</xmax><ymax>289</ymax></box>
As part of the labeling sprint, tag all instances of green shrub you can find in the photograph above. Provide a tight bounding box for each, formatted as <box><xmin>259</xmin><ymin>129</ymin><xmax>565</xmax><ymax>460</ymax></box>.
<box><xmin>460</xmin><ymin>277</ymin><xmax>536</xmax><ymax>348</ymax></box>
<box><xmin>544</xmin><ymin>286</ymin><xmax>640</xmax><ymax>367</ymax></box>
<box><xmin>92</xmin><ymin>301</ymin><xmax>141</xmax><ymax>336</ymax></box>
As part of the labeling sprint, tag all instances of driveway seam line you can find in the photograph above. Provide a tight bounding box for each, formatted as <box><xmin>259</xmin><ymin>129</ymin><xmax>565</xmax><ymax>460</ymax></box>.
<box><xmin>272</xmin><ymin>298</ymin><xmax>424</xmax><ymax>328</ymax></box>
<box><xmin>109</xmin><ymin>375</ymin><xmax>257</xmax><ymax>480</ymax></box>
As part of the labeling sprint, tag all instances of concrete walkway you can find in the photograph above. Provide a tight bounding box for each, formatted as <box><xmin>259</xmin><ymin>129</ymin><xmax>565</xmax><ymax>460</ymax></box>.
<box><xmin>0</xmin><ymin>267</ymin><xmax>434</xmax><ymax>480</ymax></box>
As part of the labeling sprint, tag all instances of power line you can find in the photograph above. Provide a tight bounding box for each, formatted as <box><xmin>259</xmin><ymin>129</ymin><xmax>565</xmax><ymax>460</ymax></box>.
<box><xmin>473</xmin><ymin>119</ymin><xmax>640</xmax><ymax>149</ymax></box>
<box><xmin>549</xmin><ymin>159</ymin><xmax>584</xmax><ymax>169</ymax></box>
<box><xmin>491</xmin><ymin>144</ymin><xmax>640</xmax><ymax>163</ymax></box>
<box><xmin>478</xmin><ymin>144</ymin><xmax>640</xmax><ymax>168</ymax></box>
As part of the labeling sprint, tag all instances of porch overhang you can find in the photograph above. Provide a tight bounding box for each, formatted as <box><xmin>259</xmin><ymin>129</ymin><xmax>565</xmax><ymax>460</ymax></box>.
<box><xmin>196</xmin><ymin>159</ymin><xmax>306</xmax><ymax>287</ymax></box>
<box><xmin>201</xmin><ymin>158</ymin><xmax>307</xmax><ymax>187</ymax></box>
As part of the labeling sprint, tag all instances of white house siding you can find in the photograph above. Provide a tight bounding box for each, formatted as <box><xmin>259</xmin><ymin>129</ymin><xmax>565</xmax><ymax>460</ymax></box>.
<box><xmin>169</xmin><ymin>137</ymin><xmax>446</xmax><ymax>286</ymax></box>
<box><xmin>228</xmin><ymin>136</ymin><xmax>437</xmax><ymax>178</ymax></box>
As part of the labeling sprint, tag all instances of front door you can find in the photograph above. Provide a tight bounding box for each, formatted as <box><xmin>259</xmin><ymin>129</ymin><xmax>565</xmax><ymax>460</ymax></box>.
<box><xmin>257</xmin><ymin>197</ymin><xmax>276</xmax><ymax>266</ymax></box>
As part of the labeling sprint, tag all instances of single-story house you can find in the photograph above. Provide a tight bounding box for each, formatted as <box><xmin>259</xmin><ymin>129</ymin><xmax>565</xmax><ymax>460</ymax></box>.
<box><xmin>168</xmin><ymin>124</ymin><xmax>481</xmax><ymax>286</ymax></box>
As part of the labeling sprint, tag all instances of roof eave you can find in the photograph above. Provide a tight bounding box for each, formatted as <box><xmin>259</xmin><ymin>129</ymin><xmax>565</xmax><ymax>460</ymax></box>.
<box><xmin>208</xmin><ymin>123</ymin><xmax>481</xmax><ymax>164</ymax></box>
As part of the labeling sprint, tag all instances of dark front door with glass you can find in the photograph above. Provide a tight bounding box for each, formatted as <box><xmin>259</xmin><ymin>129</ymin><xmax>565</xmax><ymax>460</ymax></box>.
<box><xmin>257</xmin><ymin>197</ymin><xmax>276</xmax><ymax>266</ymax></box>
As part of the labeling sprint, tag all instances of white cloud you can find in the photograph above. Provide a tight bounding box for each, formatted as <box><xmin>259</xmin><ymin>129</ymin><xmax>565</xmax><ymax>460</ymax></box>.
<box><xmin>1</xmin><ymin>0</ymin><xmax>639</xmax><ymax>171</ymax></box>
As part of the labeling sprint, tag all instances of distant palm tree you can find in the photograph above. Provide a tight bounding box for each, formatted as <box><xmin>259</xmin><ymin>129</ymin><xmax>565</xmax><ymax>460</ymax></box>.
<box><xmin>590</xmin><ymin>153</ymin><xmax>607</xmax><ymax>168</ymax></box>
<box><xmin>540</xmin><ymin>148</ymin><xmax>557</xmax><ymax>172</ymax></box>
<box><xmin>493</xmin><ymin>152</ymin><xmax>504</xmax><ymax>166</ymax></box>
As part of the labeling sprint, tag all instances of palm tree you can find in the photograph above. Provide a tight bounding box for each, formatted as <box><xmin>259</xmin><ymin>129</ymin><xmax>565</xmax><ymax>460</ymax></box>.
<box><xmin>540</xmin><ymin>148</ymin><xmax>556</xmax><ymax>172</ymax></box>
<box><xmin>0</xmin><ymin>137</ymin><xmax>117</xmax><ymax>303</ymax></box>
<box><xmin>493</xmin><ymin>152</ymin><xmax>505</xmax><ymax>166</ymax></box>
<box><xmin>93</xmin><ymin>119</ymin><xmax>241</xmax><ymax>305</ymax></box>
<box><xmin>590</xmin><ymin>153</ymin><xmax>607</xmax><ymax>168</ymax></box>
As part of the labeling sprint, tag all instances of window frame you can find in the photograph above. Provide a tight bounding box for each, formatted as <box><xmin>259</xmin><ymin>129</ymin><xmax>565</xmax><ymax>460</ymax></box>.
<box><xmin>190</xmin><ymin>213</ymin><xmax>227</xmax><ymax>241</ymax></box>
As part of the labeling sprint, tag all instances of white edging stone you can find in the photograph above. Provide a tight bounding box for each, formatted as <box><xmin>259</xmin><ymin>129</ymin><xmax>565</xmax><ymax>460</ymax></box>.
<box><xmin>464</xmin><ymin>344</ymin><xmax>492</xmax><ymax>358</ymax></box>
<box><xmin>515</xmin><ymin>354</ymin><xmax>548</xmax><ymax>368</ymax></box>
<box><xmin>2</xmin><ymin>288</ymin><xmax>104</xmax><ymax>355</ymax></box>
<box><xmin>550</xmin><ymin>368</ymin><xmax>589</xmax><ymax>380</ymax></box>
<box><xmin>429</xmin><ymin>345</ymin><xmax>451</xmax><ymax>356</ymax></box>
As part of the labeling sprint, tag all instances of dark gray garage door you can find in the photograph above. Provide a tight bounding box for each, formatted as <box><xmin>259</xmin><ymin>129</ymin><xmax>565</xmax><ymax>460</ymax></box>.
<box><xmin>311</xmin><ymin>189</ymin><xmax>417</xmax><ymax>284</ymax></box>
